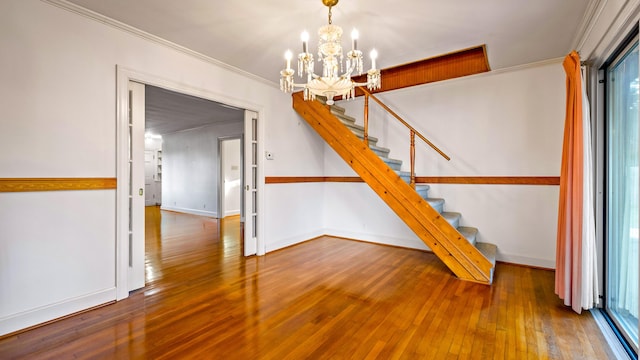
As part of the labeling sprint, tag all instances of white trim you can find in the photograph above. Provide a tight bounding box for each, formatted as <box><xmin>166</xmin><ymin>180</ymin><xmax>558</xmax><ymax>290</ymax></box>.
<box><xmin>495</xmin><ymin>254</ymin><xmax>555</xmax><ymax>270</ymax></box>
<box><xmin>160</xmin><ymin>206</ymin><xmax>217</xmax><ymax>218</ymax></box>
<box><xmin>265</xmin><ymin>230</ymin><xmax>326</xmax><ymax>253</ymax></box>
<box><xmin>574</xmin><ymin>0</ymin><xmax>640</xmax><ymax>66</ymax></box>
<box><xmin>590</xmin><ymin>310</ymin><xmax>633</xmax><ymax>360</ymax></box>
<box><xmin>571</xmin><ymin>0</ymin><xmax>607</xmax><ymax>52</ymax></box>
<box><xmin>224</xmin><ymin>210</ymin><xmax>241</xmax><ymax>217</ymax></box>
<box><xmin>487</xmin><ymin>56</ymin><xmax>565</xmax><ymax>75</ymax></box>
<box><xmin>116</xmin><ymin>66</ymin><xmax>266</xmax><ymax>301</ymax></box>
<box><xmin>323</xmin><ymin>228</ymin><xmax>429</xmax><ymax>251</ymax></box>
<box><xmin>41</xmin><ymin>0</ymin><xmax>277</xmax><ymax>89</ymax></box>
<box><xmin>0</xmin><ymin>288</ymin><xmax>115</xmax><ymax>336</ymax></box>
<box><xmin>267</xmin><ymin>228</ymin><xmax>558</xmax><ymax>269</ymax></box>
<box><xmin>244</xmin><ymin>110</ymin><xmax>264</xmax><ymax>256</ymax></box>
<box><xmin>116</xmin><ymin>70</ymin><xmax>130</xmax><ymax>301</ymax></box>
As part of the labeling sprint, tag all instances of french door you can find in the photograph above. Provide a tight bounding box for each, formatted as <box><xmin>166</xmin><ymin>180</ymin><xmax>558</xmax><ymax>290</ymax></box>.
<box><xmin>117</xmin><ymin>67</ymin><xmax>263</xmax><ymax>299</ymax></box>
<box><xmin>244</xmin><ymin>110</ymin><xmax>258</xmax><ymax>256</ymax></box>
<box><xmin>605</xmin><ymin>37</ymin><xmax>639</xmax><ymax>354</ymax></box>
<box><xmin>128</xmin><ymin>81</ymin><xmax>146</xmax><ymax>291</ymax></box>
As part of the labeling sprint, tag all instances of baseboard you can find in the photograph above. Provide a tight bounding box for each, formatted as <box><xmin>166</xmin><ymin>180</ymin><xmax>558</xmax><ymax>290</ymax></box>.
<box><xmin>495</xmin><ymin>254</ymin><xmax>555</xmax><ymax>269</ymax></box>
<box><xmin>323</xmin><ymin>228</ymin><xmax>430</xmax><ymax>251</ymax></box>
<box><xmin>160</xmin><ymin>206</ymin><xmax>217</xmax><ymax>218</ymax></box>
<box><xmin>0</xmin><ymin>288</ymin><xmax>116</xmax><ymax>336</ymax></box>
<box><xmin>590</xmin><ymin>309</ymin><xmax>634</xmax><ymax>360</ymax></box>
<box><xmin>223</xmin><ymin>209</ymin><xmax>240</xmax><ymax>217</ymax></box>
<box><xmin>317</xmin><ymin>230</ymin><xmax>556</xmax><ymax>269</ymax></box>
<box><xmin>266</xmin><ymin>229</ymin><xmax>326</xmax><ymax>253</ymax></box>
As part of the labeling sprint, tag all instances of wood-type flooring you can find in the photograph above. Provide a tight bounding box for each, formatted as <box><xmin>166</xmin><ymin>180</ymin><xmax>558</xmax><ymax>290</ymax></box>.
<box><xmin>0</xmin><ymin>207</ymin><xmax>615</xmax><ymax>359</ymax></box>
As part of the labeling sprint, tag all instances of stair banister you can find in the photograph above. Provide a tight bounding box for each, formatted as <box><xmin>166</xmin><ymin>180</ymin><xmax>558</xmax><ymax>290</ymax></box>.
<box><xmin>410</xmin><ymin>130</ymin><xmax>415</xmax><ymax>188</ymax></box>
<box><xmin>363</xmin><ymin>94</ymin><xmax>369</xmax><ymax>144</ymax></box>
<box><xmin>359</xmin><ymin>87</ymin><xmax>451</xmax><ymax>187</ymax></box>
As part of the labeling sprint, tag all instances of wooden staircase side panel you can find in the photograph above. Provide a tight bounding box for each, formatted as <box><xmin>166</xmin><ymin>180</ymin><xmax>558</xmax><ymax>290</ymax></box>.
<box><xmin>296</xmin><ymin>96</ymin><xmax>491</xmax><ymax>282</ymax></box>
<box><xmin>292</xmin><ymin>93</ymin><xmax>492</xmax><ymax>283</ymax></box>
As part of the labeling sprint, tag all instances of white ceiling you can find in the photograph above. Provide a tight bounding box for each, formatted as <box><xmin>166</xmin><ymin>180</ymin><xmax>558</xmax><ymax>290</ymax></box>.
<box><xmin>145</xmin><ymin>85</ymin><xmax>243</xmax><ymax>136</ymax></box>
<box><xmin>67</xmin><ymin>0</ymin><xmax>592</xmax><ymax>83</ymax></box>
<box><xmin>65</xmin><ymin>0</ymin><xmax>593</xmax><ymax>133</ymax></box>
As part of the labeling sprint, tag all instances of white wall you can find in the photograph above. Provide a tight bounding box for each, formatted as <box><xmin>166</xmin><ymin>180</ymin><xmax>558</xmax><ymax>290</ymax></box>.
<box><xmin>0</xmin><ymin>0</ymin><xmax>325</xmax><ymax>335</ymax></box>
<box><xmin>326</xmin><ymin>60</ymin><xmax>566</xmax><ymax>268</ymax></box>
<box><xmin>265</xmin><ymin>183</ymin><xmax>326</xmax><ymax>252</ymax></box>
<box><xmin>162</xmin><ymin>122</ymin><xmax>243</xmax><ymax>217</ymax></box>
<box><xmin>263</xmin><ymin>102</ymin><xmax>328</xmax><ymax>252</ymax></box>
<box><xmin>222</xmin><ymin>138</ymin><xmax>241</xmax><ymax>217</ymax></box>
<box><xmin>0</xmin><ymin>191</ymin><xmax>116</xmax><ymax>335</ymax></box>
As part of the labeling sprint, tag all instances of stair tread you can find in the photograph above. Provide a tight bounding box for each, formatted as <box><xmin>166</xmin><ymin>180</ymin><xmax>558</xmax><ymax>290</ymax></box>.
<box><xmin>441</xmin><ymin>212</ymin><xmax>461</xmax><ymax>227</ymax></box>
<box><xmin>425</xmin><ymin>197</ymin><xmax>444</xmax><ymax>206</ymax></box>
<box><xmin>415</xmin><ymin>185</ymin><xmax>430</xmax><ymax>198</ymax></box>
<box><xmin>335</xmin><ymin>112</ymin><xmax>356</xmax><ymax>123</ymax></box>
<box><xmin>475</xmin><ymin>242</ymin><xmax>497</xmax><ymax>284</ymax></box>
<box><xmin>475</xmin><ymin>242</ymin><xmax>497</xmax><ymax>265</ymax></box>
<box><xmin>425</xmin><ymin>197</ymin><xmax>444</xmax><ymax>213</ymax></box>
<box><xmin>381</xmin><ymin>157</ymin><xmax>402</xmax><ymax>165</ymax></box>
<box><xmin>370</xmin><ymin>144</ymin><xmax>390</xmax><ymax>153</ymax></box>
<box><xmin>370</xmin><ymin>146</ymin><xmax>390</xmax><ymax>158</ymax></box>
<box><xmin>345</xmin><ymin>122</ymin><xmax>365</xmax><ymax>132</ymax></box>
<box><xmin>316</xmin><ymin>97</ymin><xmax>346</xmax><ymax>114</ymax></box>
<box><xmin>396</xmin><ymin>171</ymin><xmax>412</xmax><ymax>184</ymax></box>
<box><xmin>355</xmin><ymin>133</ymin><xmax>378</xmax><ymax>144</ymax></box>
<box><xmin>457</xmin><ymin>226</ymin><xmax>477</xmax><ymax>246</ymax></box>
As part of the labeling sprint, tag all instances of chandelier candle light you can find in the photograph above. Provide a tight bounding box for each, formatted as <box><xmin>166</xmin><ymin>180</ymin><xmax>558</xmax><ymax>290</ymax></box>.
<box><xmin>280</xmin><ymin>0</ymin><xmax>381</xmax><ymax>105</ymax></box>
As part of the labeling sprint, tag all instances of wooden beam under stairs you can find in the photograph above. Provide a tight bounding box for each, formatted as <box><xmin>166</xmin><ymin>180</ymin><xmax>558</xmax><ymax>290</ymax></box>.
<box><xmin>292</xmin><ymin>92</ymin><xmax>494</xmax><ymax>284</ymax></box>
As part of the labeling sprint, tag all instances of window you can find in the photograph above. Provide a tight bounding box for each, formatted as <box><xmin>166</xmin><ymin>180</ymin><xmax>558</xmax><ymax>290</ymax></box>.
<box><xmin>605</xmin><ymin>35</ymin><xmax>639</xmax><ymax>356</ymax></box>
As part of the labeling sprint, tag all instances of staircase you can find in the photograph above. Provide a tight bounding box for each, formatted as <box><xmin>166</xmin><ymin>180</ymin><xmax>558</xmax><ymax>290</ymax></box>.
<box><xmin>293</xmin><ymin>92</ymin><xmax>497</xmax><ymax>284</ymax></box>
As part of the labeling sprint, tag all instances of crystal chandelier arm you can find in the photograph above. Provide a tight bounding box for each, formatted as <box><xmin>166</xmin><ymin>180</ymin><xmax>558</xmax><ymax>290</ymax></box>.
<box><xmin>344</xmin><ymin>52</ymin><xmax>362</xmax><ymax>77</ymax></box>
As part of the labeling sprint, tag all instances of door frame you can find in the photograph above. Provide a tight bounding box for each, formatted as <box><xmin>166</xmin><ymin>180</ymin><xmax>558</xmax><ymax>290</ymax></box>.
<box><xmin>116</xmin><ymin>66</ymin><xmax>265</xmax><ymax>300</ymax></box>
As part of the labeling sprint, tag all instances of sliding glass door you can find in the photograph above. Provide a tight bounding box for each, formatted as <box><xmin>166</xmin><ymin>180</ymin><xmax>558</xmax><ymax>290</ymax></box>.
<box><xmin>606</xmin><ymin>38</ymin><xmax>639</xmax><ymax>353</ymax></box>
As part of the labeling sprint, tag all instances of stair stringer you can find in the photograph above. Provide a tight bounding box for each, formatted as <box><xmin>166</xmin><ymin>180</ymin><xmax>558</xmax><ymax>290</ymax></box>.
<box><xmin>293</xmin><ymin>92</ymin><xmax>493</xmax><ymax>284</ymax></box>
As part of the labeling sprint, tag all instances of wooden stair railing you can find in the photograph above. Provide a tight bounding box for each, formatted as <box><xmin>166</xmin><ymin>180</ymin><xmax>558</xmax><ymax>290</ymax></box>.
<box><xmin>292</xmin><ymin>91</ymin><xmax>493</xmax><ymax>284</ymax></box>
<box><xmin>360</xmin><ymin>86</ymin><xmax>450</xmax><ymax>188</ymax></box>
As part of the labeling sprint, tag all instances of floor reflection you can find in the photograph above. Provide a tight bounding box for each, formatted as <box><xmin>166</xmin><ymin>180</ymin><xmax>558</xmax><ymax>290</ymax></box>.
<box><xmin>144</xmin><ymin>206</ymin><xmax>242</xmax><ymax>285</ymax></box>
<box><xmin>0</xmin><ymin>207</ymin><xmax>616</xmax><ymax>359</ymax></box>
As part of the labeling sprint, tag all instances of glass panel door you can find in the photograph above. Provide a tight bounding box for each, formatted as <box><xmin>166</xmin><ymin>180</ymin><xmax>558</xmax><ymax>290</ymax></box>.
<box><xmin>243</xmin><ymin>110</ymin><xmax>258</xmax><ymax>256</ymax></box>
<box><xmin>606</xmin><ymin>39</ymin><xmax>639</xmax><ymax>353</ymax></box>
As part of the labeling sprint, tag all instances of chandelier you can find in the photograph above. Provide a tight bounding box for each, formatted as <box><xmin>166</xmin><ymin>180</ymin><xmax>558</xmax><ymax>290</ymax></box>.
<box><xmin>280</xmin><ymin>0</ymin><xmax>381</xmax><ymax>105</ymax></box>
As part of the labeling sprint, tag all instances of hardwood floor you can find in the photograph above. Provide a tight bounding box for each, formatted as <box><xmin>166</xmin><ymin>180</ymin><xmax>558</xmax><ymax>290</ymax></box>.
<box><xmin>0</xmin><ymin>207</ymin><xmax>615</xmax><ymax>359</ymax></box>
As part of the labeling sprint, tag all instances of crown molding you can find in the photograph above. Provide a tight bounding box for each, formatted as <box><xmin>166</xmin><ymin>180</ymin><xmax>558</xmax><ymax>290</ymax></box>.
<box><xmin>41</xmin><ymin>0</ymin><xmax>279</xmax><ymax>89</ymax></box>
<box><xmin>571</xmin><ymin>0</ymin><xmax>607</xmax><ymax>54</ymax></box>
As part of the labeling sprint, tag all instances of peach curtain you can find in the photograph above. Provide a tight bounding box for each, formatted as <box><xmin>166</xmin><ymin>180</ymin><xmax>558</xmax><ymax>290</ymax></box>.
<box><xmin>556</xmin><ymin>51</ymin><xmax>598</xmax><ymax>314</ymax></box>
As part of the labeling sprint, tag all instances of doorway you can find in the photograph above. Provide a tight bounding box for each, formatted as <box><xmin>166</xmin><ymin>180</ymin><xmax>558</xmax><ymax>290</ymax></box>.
<box><xmin>116</xmin><ymin>67</ymin><xmax>263</xmax><ymax>300</ymax></box>
<box><xmin>219</xmin><ymin>137</ymin><xmax>242</xmax><ymax>220</ymax></box>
